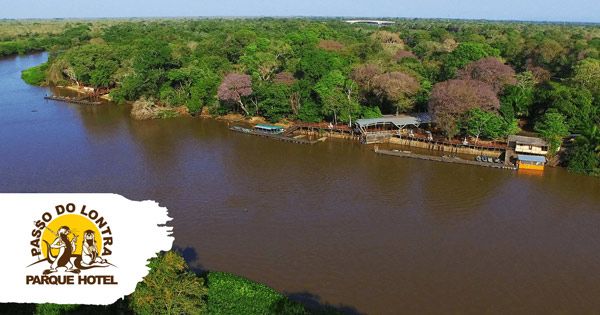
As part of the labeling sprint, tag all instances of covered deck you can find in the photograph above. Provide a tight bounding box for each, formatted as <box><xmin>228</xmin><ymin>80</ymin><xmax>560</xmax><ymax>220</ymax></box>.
<box><xmin>254</xmin><ymin>124</ymin><xmax>285</xmax><ymax>134</ymax></box>
<box><xmin>354</xmin><ymin>113</ymin><xmax>432</xmax><ymax>144</ymax></box>
<box><xmin>517</xmin><ymin>154</ymin><xmax>546</xmax><ymax>171</ymax></box>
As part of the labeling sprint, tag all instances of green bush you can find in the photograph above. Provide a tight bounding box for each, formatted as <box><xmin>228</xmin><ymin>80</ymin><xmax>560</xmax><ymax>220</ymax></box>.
<box><xmin>206</xmin><ymin>272</ymin><xmax>307</xmax><ymax>315</ymax></box>
<box><xmin>21</xmin><ymin>63</ymin><xmax>47</xmax><ymax>86</ymax></box>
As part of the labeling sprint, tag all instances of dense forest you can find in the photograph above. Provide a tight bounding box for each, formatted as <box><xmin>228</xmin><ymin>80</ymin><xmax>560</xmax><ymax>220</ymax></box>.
<box><xmin>3</xmin><ymin>18</ymin><xmax>600</xmax><ymax>175</ymax></box>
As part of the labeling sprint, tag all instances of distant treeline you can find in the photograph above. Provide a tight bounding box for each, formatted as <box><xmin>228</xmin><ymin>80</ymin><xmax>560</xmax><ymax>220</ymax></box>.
<box><xmin>10</xmin><ymin>18</ymin><xmax>600</xmax><ymax>175</ymax></box>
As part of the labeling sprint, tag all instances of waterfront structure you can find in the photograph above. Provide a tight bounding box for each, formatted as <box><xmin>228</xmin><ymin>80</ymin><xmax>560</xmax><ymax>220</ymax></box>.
<box><xmin>507</xmin><ymin>135</ymin><xmax>549</xmax><ymax>171</ymax></box>
<box><xmin>516</xmin><ymin>154</ymin><xmax>546</xmax><ymax>171</ymax></box>
<box><xmin>508</xmin><ymin>135</ymin><xmax>550</xmax><ymax>155</ymax></box>
<box><xmin>344</xmin><ymin>20</ymin><xmax>395</xmax><ymax>26</ymax></box>
<box><xmin>254</xmin><ymin>124</ymin><xmax>284</xmax><ymax>134</ymax></box>
<box><xmin>355</xmin><ymin>113</ymin><xmax>432</xmax><ymax>144</ymax></box>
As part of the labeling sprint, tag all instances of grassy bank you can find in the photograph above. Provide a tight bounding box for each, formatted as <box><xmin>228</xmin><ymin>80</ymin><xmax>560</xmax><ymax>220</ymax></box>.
<box><xmin>21</xmin><ymin>63</ymin><xmax>47</xmax><ymax>86</ymax></box>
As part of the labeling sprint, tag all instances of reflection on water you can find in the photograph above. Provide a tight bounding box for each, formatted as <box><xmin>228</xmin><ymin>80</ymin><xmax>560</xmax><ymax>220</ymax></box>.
<box><xmin>1</xmin><ymin>53</ymin><xmax>600</xmax><ymax>314</ymax></box>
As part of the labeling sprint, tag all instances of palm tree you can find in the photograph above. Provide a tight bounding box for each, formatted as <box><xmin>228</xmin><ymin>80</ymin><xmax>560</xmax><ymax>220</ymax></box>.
<box><xmin>575</xmin><ymin>123</ymin><xmax>600</xmax><ymax>157</ymax></box>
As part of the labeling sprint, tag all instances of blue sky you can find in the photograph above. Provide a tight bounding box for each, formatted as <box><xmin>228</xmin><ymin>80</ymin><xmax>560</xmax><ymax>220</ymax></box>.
<box><xmin>1</xmin><ymin>0</ymin><xmax>599</xmax><ymax>23</ymax></box>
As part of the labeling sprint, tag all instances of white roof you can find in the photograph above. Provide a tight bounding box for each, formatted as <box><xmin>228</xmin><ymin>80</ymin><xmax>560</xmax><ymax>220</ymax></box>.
<box><xmin>355</xmin><ymin>113</ymin><xmax>432</xmax><ymax>129</ymax></box>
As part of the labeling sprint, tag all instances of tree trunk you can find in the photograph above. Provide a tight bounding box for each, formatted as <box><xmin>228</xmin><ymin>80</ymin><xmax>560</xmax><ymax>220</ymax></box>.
<box><xmin>238</xmin><ymin>100</ymin><xmax>250</xmax><ymax>116</ymax></box>
<box><xmin>290</xmin><ymin>92</ymin><xmax>300</xmax><ymax>115</ymax></box>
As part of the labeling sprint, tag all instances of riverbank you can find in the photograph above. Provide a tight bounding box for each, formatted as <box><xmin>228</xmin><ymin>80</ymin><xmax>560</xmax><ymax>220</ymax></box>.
<box><xmin>20</xmin><ymin>63</ymin><xmax>47</xmax><ymax>85</ymax></box>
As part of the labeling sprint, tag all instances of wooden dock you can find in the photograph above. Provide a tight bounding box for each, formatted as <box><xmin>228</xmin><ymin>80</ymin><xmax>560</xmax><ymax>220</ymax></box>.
<box><xmin>229</xmin><ymin>126</ymin><xmax>326</xmax><ymax>144</ymax></box>
<box><xmin>374</xmin><ymin>147</ymin><xmax>517</xmax><ymax>170</ymax></box>
<box><xmin>44</xmin><ymin>95</ymin><xmax>102</xmax><ymax>105</ymax></box>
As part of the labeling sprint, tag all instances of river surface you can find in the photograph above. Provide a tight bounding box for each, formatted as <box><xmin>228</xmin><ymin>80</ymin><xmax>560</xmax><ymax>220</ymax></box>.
<box><xmin>2</xmin><ymin>53</ymin><xmax>600</xmax><ymax>314</ymax></box>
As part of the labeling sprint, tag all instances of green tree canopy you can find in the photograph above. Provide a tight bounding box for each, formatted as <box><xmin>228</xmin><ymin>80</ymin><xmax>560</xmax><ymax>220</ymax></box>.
<box><xmin>314</xmin><ymin>70</ymin><xmax>360</xmax><ymax>124</ymax></box>
<box><xmin>534</xmin><ymin>111</ymin><xmax>570</xmax><ymax>154</ymax></box>
<box><xmin>443</xmin><ymin>42</ymin><xmax>500</xmax><ymax>79</ymax></box>
<box><xmin>131</xmin><ymin>251</ymin><xmax>208</xmax><ymax>315</ymax></box>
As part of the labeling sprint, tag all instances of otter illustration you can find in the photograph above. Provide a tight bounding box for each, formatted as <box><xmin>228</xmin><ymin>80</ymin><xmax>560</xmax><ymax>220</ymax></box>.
<box><xmin>79</xmin><ymin>230</ymin><xmax>108</xmax><ymax>267</ymax></box>
<box><xmin>28</xmin><ymin>226</ymin><xmax>115</xmax><ymax>273</ymax></box>
<box><xmin>43</xmin><ymin>226</ymin><xmax>79</xmax><ymax>274</ymax></box>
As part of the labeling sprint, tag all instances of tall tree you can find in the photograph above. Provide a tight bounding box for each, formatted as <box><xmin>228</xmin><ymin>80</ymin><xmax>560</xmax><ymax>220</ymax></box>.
<box><xmin>568</xmin><ymin>123</ymin><xmax>600</xmax><ymax>175</ymax></box>
<box><xmin>462</xmin><ymin>108</ymin><xmax>519</xmax><ymax>143</ymax></box>
<box><xmin>428</xmin><ymin>79</ymin><xmax>500</xmax><ymax>138</ymax></box>
<box><xmin>351</xmin><ymin>63</ymin><xmax>382</xmax><ymax>93</ymax></box>
<box><xmin>500</xmin><ymin>71</ymin><xmax>536</xmax><ymax>118</ymax></box>
<box><xmin>217</xmin><ymin>73</ymin><xmax>253</xmax><ymax>115</ymax></box>
<box><xmin>131</xmin><ymin>251</ymin><xmax>207</xmax><ymax>315</ymax></box>
<box><xmin>372</xmin><ymin>71</ymin><xmax>421</xmax><ymax>115</ymax></box>
<box><xmin>572</xmin><ymin>58</ymin><xmax>600</xmax><ymax>98</ymax></box>
<box><xmin>443</xmin><ymin>42</ymin><xmax>500</xmax><ymax>79</ymax></box>
<box><xmin>457</xmin><ymin>57</ymin><xmax>516</xmax><ymax>94</ymax></box>
<box><xmin>539</xmin><ymin>82</ymin><xmax>597</xmax><ymax>132</ymax></box>
<box><xmin>314</xmin><ymin>70</ymin><xmax>359</xmax><ymax>124</ymax></box>
<box><xmin>534</xmin><ymin>111</ymin><xmax>569</xmax><ymax>154</ymax></box>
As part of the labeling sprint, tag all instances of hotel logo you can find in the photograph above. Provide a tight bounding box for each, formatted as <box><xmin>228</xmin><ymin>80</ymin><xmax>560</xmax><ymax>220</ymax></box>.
<box><xmin>27</xmin><ymin>203</ymin><xmax>117</xmax><ymax>286</ymax></box>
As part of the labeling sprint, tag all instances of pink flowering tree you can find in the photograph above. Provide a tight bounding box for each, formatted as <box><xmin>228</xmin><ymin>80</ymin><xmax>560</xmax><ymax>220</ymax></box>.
<box><xmin>428</xmin><ymin>79</ymin><xmax>500</xmax><ymax>138</ymax></box>
<box><xmin>217</xmin><ymin>73</ymin><xmax>253</xmax><ymax>115</ymax></box>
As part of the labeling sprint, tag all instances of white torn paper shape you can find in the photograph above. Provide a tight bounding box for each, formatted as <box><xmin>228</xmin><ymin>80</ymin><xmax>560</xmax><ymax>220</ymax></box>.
<box><xmin>0</xmin><ymin>194</ymin><xmax>174</xmax><ymax>305</ymax></box>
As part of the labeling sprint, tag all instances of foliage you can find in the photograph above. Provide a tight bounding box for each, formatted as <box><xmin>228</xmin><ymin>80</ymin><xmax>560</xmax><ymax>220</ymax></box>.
<box><xmin>429</xmin><ymin>79</ymin><xmax>500</xmax><ymax>138</ymax></box>
<box><xmin>572</xmin><ymin>58</ymin><xmax>600</xmax><ymax>98</ymax></box>
<box><xmin>255</xmin><ymin>82</ymin><xmax>293</xmax><ymax>122</ymax></box>
<box><xmin>568</xmin><ymin>123</ymin><xmax>600</xmax><ymax>175</ymax></box>
<box><xmin>217</xmin><ymin>73</ymin><xmax>253</xmax><ymax>115</ymax></box>
<box><xmin>534</xmin><ymin>111</ymin><xmax>570</xmax><ymax>154</ymax></box>
<box><xmin>500</xmin><ymin>71</ymin><xmax>535</xmax><ymax>118</ymax></box>
<box><xmin>21</xmin><ymin>63</ymin><xmax>47</xmax><ymax>86</ymax></box>
<box><xmin>442</xmin><ymin>42</ymin><xmax>500</xmax><ymax>79</ymax></box>
<box><xmin>207</xmin><ymin>272</ymin><xmax>307</xmax><ymax>315</ymax></box>
<box><xmin>372</xmin><ymin>71</ymin><xmax>421</xmax><ymax>114</ymax></box>
<box><xmin>130</xmin><ymin>251</ymin><xmax>208</xmax><ymax>315</ymax></box>
<box><xmin>314</xmin><ymin>70</ymin><xmax>360</xmax><ymax>124</ymax></box>
<box><xmin>461</xmin><ymin>108</ymin><xmax>519</xmax><ymax>142</ymax></box>
<box><xmin>457</xmin><ymin>57</ymin><xmax>516</xmax><ymax>94</ymax></box>
<box><xmin>361</xmin><ymin>106</ymin><xmax>383</xmax><ymax>119</ymax></box>
<box><xmin>538</xmin><ymin>82</ymin><xmax>597</xmax><ymax>132</ymax></box>
<box><xmin>296</xmin><ymin>100</ymin><xmax>323</xmax><ymax>122</ymax></box>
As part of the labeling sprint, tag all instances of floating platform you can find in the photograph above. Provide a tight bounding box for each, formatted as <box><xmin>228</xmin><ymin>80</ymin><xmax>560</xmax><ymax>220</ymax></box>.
<box><xmin>44</xmin><ymin>96</ymin><xmax>102</xmax><ymax>105</ymax></box>
<box><xmin>374</xmin><ymin>147</ymin><xmax>517</xmax><ymax>170</ymax></box>
<box><xmin>229</xmin><ymin>126</ymin><xmax>326</xmax><ymax>144</ymax></box>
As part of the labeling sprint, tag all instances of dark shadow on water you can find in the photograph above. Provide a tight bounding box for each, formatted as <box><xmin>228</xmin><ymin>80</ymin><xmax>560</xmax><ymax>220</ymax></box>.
<box><xmin>172</xmin><ymin>245</ymin><xmax>207</xmax><ymax>274</ymax></box>
<box><xmin>287</xmin><ymin>292</ymin><xmax>365</xmax><ymax>315</ymax></box>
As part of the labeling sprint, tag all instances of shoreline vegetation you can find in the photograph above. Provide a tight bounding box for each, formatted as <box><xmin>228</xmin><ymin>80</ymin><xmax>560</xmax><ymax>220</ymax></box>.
<box><xmin>11</xmin><ymin>18</ymin><xmax>599</xmax><ymax>176</ymax></box>
<box><xmin>1</xmin><ymin>250</ymin><xmax>340</xmax><ymax>315</ymax></box>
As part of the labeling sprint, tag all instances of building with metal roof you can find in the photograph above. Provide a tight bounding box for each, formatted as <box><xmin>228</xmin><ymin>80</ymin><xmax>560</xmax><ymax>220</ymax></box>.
<box><xmin>254</xmin><ymin>124</ymin><xmax>284</xmax><ymax>134</ymax></box>
<box><xmin>516</xmin><ymin>154</ymin><xmax>546</xmax><ymax>171</ymax></box>
<box><xmin>517</xmin><ymin>154</ymin><xmax>546</xmax><ymax>163</ymax></box>
<box><xmin>355</xmin><ymin>113</ymin><xmax>432</xmax><ymax>132</ymax></box>
<box><xmin>354</xmin><ymin>113</ymin><xmax>432</xmax><ymax>144</ymax></box>
<box><xmin>508</xmin><ymin>135</ymin><xmax>550</xmax><ymax>155</ymax></box>
<box><xmin>345</xmin><ymin>20</ymin><xmax>395</xmax><ymax>26</ymax></box>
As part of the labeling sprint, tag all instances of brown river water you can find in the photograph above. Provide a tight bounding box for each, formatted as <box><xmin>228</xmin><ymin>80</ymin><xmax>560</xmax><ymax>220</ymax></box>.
<box><xmin>1</xmin><ymin>53</ymin><xmax>600</xmax><ymax>314</ymax></box>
